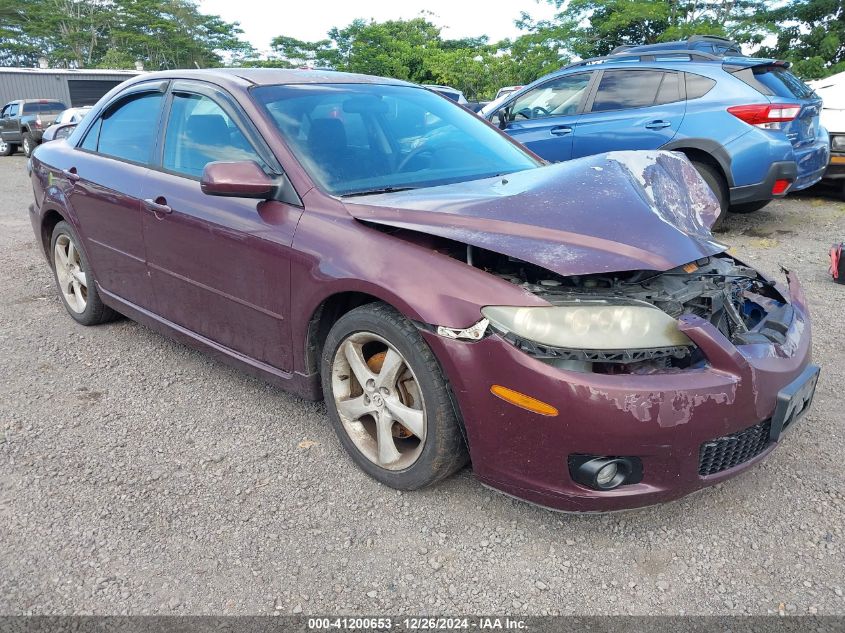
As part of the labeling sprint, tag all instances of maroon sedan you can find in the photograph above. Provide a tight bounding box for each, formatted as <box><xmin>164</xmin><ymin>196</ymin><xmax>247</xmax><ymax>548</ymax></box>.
<box><xmin>28</xmin><ymin>69</ymin><xmax>818</xmax><ymax>512</ymax></box>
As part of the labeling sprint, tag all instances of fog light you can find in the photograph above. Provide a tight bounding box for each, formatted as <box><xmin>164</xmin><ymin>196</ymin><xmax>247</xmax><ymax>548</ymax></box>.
<box><xmin>596</xmin><ymin>462</ymin><xmax>618</xmax><ymax>487</ymax></box>
<box><xmin>568</xmin><ymin>455</ymin><xmax>643</xmax><ymax>491</ymax></box>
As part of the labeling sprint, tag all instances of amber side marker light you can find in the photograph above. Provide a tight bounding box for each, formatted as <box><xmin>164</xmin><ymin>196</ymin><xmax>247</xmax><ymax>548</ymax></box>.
<box><xmin>490</xmin><ymin>385</ymin><xmax>559</xmax><ymax>416</ymax></box>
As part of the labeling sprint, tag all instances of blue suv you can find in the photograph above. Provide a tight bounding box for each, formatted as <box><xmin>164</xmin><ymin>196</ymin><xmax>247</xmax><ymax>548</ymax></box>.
<box><xmin>480</xmin><ymin>51</ymin><xmax>829</xmax><ymax>226</ymax></box>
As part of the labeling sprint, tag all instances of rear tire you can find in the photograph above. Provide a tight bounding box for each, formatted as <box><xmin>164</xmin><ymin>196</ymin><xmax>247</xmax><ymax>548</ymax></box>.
<box><xmin>321</xmin><ymin>302</ymin><xmax>468</xmax><ymax>490</ymax></box>
<box><xmin>691</xmin><ymin>160</ymin><xmax>729</xmax><ymax>231</ymax></box>
<box><xmin>731</xmin><ymin>200</ymin><xmax>771</xmax><ymax>214</ymax></box>
<box><xmin>50</xmin><ymin>221</ymin><xmax>118</xmax><ymax>326</ymax></box>
<box><xmin>0</xmin><ymin>140</ymin><xmax>14</xmax><ymax>156</ymax></box>
<box><xmin>22</xmin><ymin>133</ymin><xmax>35</xmax><ymax>157</ymax></box>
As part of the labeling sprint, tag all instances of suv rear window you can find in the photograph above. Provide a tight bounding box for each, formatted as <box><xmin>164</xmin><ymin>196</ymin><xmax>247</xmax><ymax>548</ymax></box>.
<box><xmin>22</xmin><ymin>101</ymin><xmax>66</xmax><ymax>114</ymax></box>
<box><xmin>733</xmin><ymin>66</ymin><xmax>815</xmax><ymax>99</ymax></box>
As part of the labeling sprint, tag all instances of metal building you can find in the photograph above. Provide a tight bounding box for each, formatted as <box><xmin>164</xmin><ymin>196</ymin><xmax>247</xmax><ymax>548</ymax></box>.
<box><xmin>0</xmin><ymin>67</ymin><xmax>141</xmax><ymax>108</ymax></box>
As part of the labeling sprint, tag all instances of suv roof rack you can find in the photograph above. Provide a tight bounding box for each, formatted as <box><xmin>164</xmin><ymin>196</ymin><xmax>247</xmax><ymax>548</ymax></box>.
<box><xmin>688</xmin><ymin>34</ymin><xmax>734</xmax><ymax>43</ymax></box>
<box><xmin>561</xmin><ymin>50</ymin><xmax>722</xmax><ymax>71</ymax></box>
<box><xmin>611</xmin><ymin>35</ymin><xmax>739</xmax><ymax>55</ymax></box>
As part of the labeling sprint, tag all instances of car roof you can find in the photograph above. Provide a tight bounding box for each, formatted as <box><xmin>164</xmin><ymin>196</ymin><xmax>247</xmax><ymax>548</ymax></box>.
<box><xmin>128</xmin><ymin>68</ymin><xmax>414</xmax><ymax>88</ymax></box>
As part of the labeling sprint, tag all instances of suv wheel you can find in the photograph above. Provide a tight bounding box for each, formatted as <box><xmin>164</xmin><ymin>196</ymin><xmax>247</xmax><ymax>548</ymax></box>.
<box><xmin>321</xmin><ymin>302</ymin><xmax>468</xmax><ymax>490</ymax></box>
<box><xmin>0</xmin><ymin>140</ymin><xmax>14</xmax><ymax>156</ymax></box>
<box><xmin>691</xmin><ymin>161</ymin><xmax>728</xmax><ymax>231</ymax></box>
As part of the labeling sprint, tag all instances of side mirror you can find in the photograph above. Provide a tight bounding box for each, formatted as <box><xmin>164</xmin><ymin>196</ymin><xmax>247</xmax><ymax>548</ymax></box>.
<box><xmin>43</xmin><ymin>123</ymin><xmax>76</xmax><ymax>142</ymax></box>
<box><xmin>496</xmin><ymin>109</ymin><xmax>510</xmax><ymax>130</ymax></box>
<box><xmin>201</xmin><ymin>160</ymin><xmax>276</xmax><ymax>199</ymax></box>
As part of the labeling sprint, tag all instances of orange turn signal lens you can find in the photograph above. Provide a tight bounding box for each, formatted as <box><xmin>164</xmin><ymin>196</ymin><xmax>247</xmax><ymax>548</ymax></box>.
<box><xmin>490</xmin><ymin>385</ymin><xmax>558</xmax><ymax>417</ymax></box>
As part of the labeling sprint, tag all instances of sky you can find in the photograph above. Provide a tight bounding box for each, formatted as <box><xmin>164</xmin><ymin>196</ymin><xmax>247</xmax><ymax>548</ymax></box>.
<box><xmin>198</xmin><ymin>0</ymin><xmax>559</xmax><ymax>54</ymax></box>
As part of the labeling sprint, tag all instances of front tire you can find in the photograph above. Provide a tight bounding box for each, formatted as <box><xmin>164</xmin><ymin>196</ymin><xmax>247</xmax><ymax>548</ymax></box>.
<box><xmin>50</xmin><ymin>221</ymin><xmax>117</xmax><ymax>326</ymax></box>
<box><xmin>321</xmin><ymin>302</ymin><xmax>468</xmax><ymax>490</ymax></box>
<box><xmin>0</xmin><ymin>139</ymin><xmax>15</xmax><ymax>156</ymax></box>
<box><xmin>691</xmin><ymin>160</ymin><xmax>729</xmax><ymax>231</ymax></box>
<box><xmin>22</xmin><ymin>133</ymin><xmax>35</xmax><ymax>157</ymax></box>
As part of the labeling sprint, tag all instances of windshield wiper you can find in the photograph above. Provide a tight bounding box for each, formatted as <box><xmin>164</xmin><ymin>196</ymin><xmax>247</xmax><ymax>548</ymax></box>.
<box><xmin>342</xmin><ymin>186</ymin><xmax>417</xmax><ymax>198</ymax></box>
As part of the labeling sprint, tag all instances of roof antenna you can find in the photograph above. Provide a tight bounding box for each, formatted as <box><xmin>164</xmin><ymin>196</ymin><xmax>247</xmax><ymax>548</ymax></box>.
<box><xmin>194</xmin><ymin>61</ymin><xmax>201</xmax><ymax>69</ymax></box>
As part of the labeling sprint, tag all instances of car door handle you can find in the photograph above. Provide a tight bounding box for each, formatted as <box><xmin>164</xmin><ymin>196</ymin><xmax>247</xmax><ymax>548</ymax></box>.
<box><xmin>143</xmin><ymin>197</ymin><xmax>172</xmax><ymax>215</ymax></box>
<box><xmin>550</xmin><ymin>125</ymin><xmax>573</xmax><ymax>136</ymax></box>
<box><xmin>62</xmin><ymin>168</ymin><xmax>80</xmax><ymax>182</ymax></box>
<box><xmin>645</xmin><ymin>120</ymin><xmax>672</xmax><ymax>130</ymax></box>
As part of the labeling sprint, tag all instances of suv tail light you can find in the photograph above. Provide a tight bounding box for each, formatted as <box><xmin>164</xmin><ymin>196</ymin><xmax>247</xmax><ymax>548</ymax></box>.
<box><xmin>727</xmin><ymin>104</ymin><xmax>801</xmax><ymax>129</ymax></box>
<box><xmin>34</xmin><ymin>118</ymin><xmax>42</xmax><ymax>129</ymax></box>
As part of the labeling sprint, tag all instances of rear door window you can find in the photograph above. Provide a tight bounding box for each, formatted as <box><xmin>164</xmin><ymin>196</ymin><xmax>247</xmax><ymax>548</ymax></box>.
<box><xmin>655</xmin><ymin>72</ymin><xmax>682</xmax><ymax>105</ymax></box>
<box><xmin>82</xmin><ymin>92</ymin><xmax>163</xmax><ymax>164</ymax></box>
<box><xmin>590</xmin><ymin>70</ymin><xmax>665</xmax><ymax>112</ymax></box>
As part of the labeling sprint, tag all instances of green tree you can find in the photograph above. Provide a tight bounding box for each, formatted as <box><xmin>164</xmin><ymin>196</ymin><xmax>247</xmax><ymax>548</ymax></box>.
<box><xmin>521</xmin><ymin>0</ymin><xmax>773</xmax><ymax>59</ymax></box>
<box><xmin>0</xmin><ymin>0</ymin><xmax>253</xmax><ymax>69</ymax></box>
<box><xmin>326</xmin><ymin>17</ymin><xmax>442</xmax><ymax>82</ymax></box>
<box><xmin>758</xmin><ymin>0</ymin><xmax>845</xmax><ymax>78</ymax></box>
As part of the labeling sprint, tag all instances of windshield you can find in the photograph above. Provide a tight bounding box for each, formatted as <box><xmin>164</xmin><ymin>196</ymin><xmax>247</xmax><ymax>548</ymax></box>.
<box><xmin>252</xmin><ymin>83</ymin><xmax>539</xmax><ymax>196</ymax></box>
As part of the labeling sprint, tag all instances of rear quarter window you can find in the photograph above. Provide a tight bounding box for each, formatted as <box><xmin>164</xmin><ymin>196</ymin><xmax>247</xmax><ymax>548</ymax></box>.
<box><xmin>733</xmin><ymin>66</ymin><xmax>815</xmax><ymax>99</ymax></box>
<box><xmin>685</xmin><ymin>73</ymin><xmax>717</xmax><ymax>100</ymax></box>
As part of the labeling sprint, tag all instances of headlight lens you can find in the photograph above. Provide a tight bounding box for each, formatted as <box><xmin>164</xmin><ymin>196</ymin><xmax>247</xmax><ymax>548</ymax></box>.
<box><xmin>831</xmin><ymin>135</ymin><xmax>845</xmax><ymax>152</ymax></box>
<box><xmin>482</xmin><ymin>301</ymin><xmax>692</xmax><ymax>350</ymax></box>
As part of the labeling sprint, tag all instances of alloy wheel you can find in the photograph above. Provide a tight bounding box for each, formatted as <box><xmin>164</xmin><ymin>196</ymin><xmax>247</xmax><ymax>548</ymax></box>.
<box><xmin>330</xmin><ymin>332</ymin><xmax>427</xmax><ymax>470</ymax></box>
<box><xmin>0</xmin><ymin>140</ymin><xmax>7</xmax><ymax>154</ymax></box>
<box><xmin>54</xmin><ymin>233</ymin><xmax>88</xmax><ymax>313</ymax></box>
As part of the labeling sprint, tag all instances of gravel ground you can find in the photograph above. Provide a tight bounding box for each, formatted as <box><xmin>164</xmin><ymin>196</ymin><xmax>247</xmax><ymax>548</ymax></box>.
<box><xmin>0</xmin><ymin>153</ymin><xmax>843</xmax><ymax>616</ymax></box>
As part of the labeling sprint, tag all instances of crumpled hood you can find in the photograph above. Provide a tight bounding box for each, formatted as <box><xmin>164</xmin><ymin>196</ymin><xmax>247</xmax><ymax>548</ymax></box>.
<box><xmin>343</xmin><ymin>150</ymin><xmax>726</xmax><ymax>277</ymax></box>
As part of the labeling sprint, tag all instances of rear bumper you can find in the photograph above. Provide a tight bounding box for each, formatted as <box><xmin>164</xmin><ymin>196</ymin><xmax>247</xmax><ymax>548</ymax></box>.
<box><xmin>729</xmin><ymin>160</ymin><xmax>797</xmax><ymax>205</ymax></box>
<box><xmin>425</xmin><ymin>274</ymin><xmax>813</xmax><ymax>513</ymax></box>
<box><xmin>791</xmin><ymin>136</ymin><xmax>830</xmax><ymax>190</ymax></box>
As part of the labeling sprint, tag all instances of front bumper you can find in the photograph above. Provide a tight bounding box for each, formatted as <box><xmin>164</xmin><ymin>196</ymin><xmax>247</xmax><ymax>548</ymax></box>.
<box><xmin>425</xmin><ymin>274</ymin><xmax>813</xmax><ymax>512</ymax></box>
<box><xmin>822</xmin><ymin>152</ymin><xmax>845</xmax><ymax>182</ymax></box>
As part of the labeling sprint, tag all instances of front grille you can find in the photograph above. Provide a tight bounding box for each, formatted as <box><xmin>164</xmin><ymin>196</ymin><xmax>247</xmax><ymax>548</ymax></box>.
<box><xmin>698</xmin><ymin>419</ymin><xmax>772</xmax><ymax>476</ymax></box>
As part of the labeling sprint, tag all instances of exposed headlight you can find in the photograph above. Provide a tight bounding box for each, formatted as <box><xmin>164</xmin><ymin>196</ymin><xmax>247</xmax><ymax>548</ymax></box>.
<box><xmin>832</xmin><ymin>135</ymin><xmax>845</xmax><ymax>152</ymax></box>
<box><xmin>481</xmin><ymin>301</ymin><xmax>692</xmax><ymax>350</ymax></box>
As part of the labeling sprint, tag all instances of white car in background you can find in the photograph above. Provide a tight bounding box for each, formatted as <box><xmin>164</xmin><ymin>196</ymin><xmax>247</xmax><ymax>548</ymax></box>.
<box><xmin>423</xmin><ymin>84</ymin><xmax>469</xmax><ymax>106</ymax></box>
<box><xmin>41</xmin><ymin>106</ymin><xmax>93</xmax><ymax>142</ymax></box>
<box><xmin>494</xmin><ymin>85</ymin><xmax>522</xmax><ymax>100</ymax></box>
<box><xmin>810</xmin><ymin>72</ymin><xmax>845</xmax><ymax>195</ymax></box>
